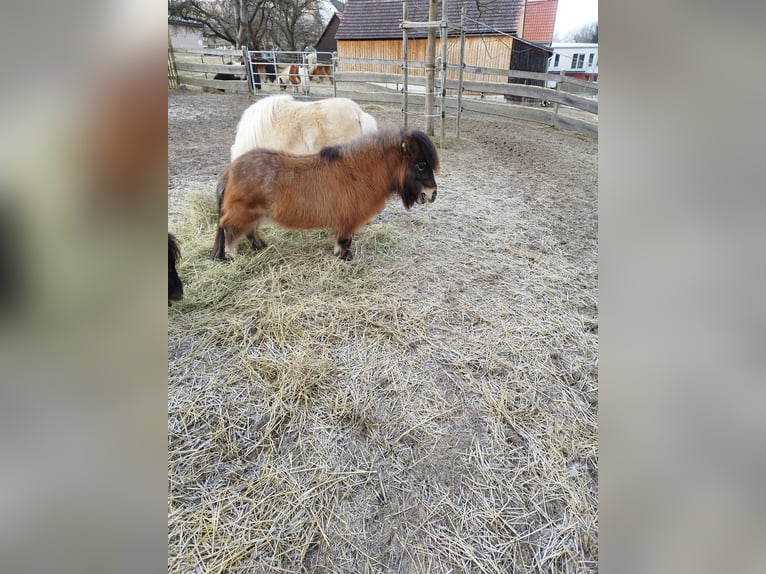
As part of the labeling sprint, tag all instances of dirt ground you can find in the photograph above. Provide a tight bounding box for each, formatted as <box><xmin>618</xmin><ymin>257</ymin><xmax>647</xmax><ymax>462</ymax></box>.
<box><xmin>169</xmin><ymin>89</ymin><xmax>596</xmax><ymax>228</ymax></box>
<box><xmin>168</xmin><ymin>88</ymin><xmax>598</xmax><ymax>572</ymax></box>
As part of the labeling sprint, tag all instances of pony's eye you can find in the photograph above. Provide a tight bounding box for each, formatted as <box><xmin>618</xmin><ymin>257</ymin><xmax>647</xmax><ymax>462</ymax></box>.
<box><xmin>416</xmin><ymin>161</ymin><xmax>427</xmax><ymax>171</ymax></box>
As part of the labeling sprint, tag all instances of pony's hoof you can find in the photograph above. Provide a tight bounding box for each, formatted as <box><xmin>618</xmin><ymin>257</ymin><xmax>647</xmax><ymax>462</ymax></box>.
<box><xmin>337</xmin><ymin>249</ymin><xmax>353</xmax><ymax>261</ymax></box>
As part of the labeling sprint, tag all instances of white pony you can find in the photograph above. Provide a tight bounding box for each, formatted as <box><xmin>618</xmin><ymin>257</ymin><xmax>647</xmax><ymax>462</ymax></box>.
<box><xmin>229</xmin><ymin>94</ymin><xmax>379</xmax><ymax>162</ymax></box>
<box><xmin>278</xmin><ymin>64</ymin><xmax>301</xmax><ymax>93</ymax></box>
<box><xmin>306</xmin><ymin>50</ymin><xmax>318</xmax><ymax>74</ymax></box>
<box><xmin>299</xmin><ymin>65</ymin><xmax>310</xmax><ymax>95</ymax></box>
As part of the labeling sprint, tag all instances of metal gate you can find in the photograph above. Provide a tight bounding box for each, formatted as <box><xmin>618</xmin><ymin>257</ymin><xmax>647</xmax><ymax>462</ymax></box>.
<box><xmin>244</xmin><ymin>50</ymin><xmax>336</xmax><ymax>96</ymax></box>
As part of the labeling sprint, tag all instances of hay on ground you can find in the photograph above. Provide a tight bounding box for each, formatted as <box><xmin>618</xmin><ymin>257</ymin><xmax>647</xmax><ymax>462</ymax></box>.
<box><xmin>169</xmin><ymin>93</ymin><xmax>598</xmax><ymax>573</ymax></box>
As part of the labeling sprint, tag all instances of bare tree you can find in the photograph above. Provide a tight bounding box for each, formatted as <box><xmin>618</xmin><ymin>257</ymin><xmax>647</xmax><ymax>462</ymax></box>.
<box><xmin>169</xmin><ymin>0</ymin><xmax>324</xmax><ymax>51</ymax></box>
<box><xmin>555</xmin><ymin>21</ymin><xmax>598</xmax><ymax>43</ymax></box>
<box><xmin>236</xmin><ymin>0</ymin><xmax>249</xmax><ymax>48</ymax></box>
<box><xmin>266</xmin><ymin>0</ymin><xmax>325</xmax><ymax>51</ymax></box>
<box><xmin>573</xmin><ymin>21</ymin><xmax>598</xmax><ymax>43</ymax></box>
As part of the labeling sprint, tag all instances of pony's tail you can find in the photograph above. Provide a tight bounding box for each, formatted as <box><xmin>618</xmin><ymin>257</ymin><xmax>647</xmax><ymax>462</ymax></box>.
<box><xmin>213</xmin><ymin>227</ymin><xmax>226</xmax><ymax>260</ymax></box>
<box><xmin>215</xmin><ymin>171</ymin><xmax>228</xmax><ymax>201</ymax></box>
<box><xmin>212</xmin><ymin>172</ymin><xmax>228</xmax><ymax>260</ymax></box>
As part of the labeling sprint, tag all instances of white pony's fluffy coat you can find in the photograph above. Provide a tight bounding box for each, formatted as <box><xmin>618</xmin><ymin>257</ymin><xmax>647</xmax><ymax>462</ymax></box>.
<box><xmin>229</xmin><ymin>95</ymin><xmax>379</xmax><ymax>162</ymax></box>
<box><xmin>299</xmin><ymin>65</ymin><xmax>310</xmax><ymax>95</ymax></box>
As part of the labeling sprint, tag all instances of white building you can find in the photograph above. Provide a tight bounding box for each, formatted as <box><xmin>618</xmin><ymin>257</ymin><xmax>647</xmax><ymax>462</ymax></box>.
<box><xmin>169</xmin><ymin>17</ymin><xmax>204</xmax><ymax>50</ymax></box>
<box><xmin>547</xmin><ymin>43</ymin><xmax>598</xmax><ymax>83</ymax></box>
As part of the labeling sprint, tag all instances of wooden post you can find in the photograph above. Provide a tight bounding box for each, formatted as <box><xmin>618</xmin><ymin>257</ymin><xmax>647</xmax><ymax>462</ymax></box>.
<box><xmin>167</xmin><ymin>35</ymin><xmax>178</xmax><ymax>89</ymax></box>
<box><xmin>402</xmin><ymin>1</ymin><xmax>409</xmax><ymax>128</ymax></box>
<box><xmin>457</xmin><ymin>7</ymin><xmax>465</xmax><ymax>140</ymax></box>
<box><xmin>424</xmin><ymin>0</ymin><xmax>438</xmax><ymax>136</ymax></box>
<box><xmin>439</xmin><ymin>0</ymin><xmax>448</xmax><ymax>148</ymax></box>
<box><xmin>553</xmin><ymin>68</ymin><xmax>565</xmax><ymax>121</ymax></box>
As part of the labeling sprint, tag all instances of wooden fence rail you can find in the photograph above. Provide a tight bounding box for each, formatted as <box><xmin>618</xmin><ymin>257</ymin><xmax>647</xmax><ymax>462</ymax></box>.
<box><xmin>168</xmin><ymin>48</ymin><xmax>598</xmax><ymax>139</ymax></box>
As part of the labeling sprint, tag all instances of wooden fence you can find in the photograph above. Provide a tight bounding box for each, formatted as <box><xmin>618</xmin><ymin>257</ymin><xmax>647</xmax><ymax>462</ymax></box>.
<box><xmin>168</xmin><ymin>47</ymin><xmax>598</xmax><ymax>139</ymax></box>
<box><xmin>169</xmin><ymin>47</ymin><xmax>250</xmax><ymax>93</ymax></box>
<box><xmin>332</xmin><ymin>57</ymin><xmax>597</xmax><ymax>140</ymax></box>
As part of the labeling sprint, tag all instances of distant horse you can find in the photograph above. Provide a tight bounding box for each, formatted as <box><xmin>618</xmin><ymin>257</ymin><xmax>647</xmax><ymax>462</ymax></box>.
<box><xmin>213</xmin><ymin>129</ymin><xmax>440</xmax><ymax>261</ymax></box>
<box><xmin>213</xmin><ymin>61</ymin><xmax>246</xmax><ymax>91</ymax></box>
<box><xmin>229</xmin><ymin>94</ymin><xmax>378</xmax><ymax>162</ymax></box>
<box><xmin>310</xmin><ymin>64</ymin><xmax>334</xmax><ymax>85</ymax></box>
<box><xmin>278</xmin><ymin>64</ymin><xmax>307</xmax><ymax>94</ymax></box>
<box><xmin>249</xmin><ymin>54</ymin><xmax>277</xmax><ymax>86</ymax></box>
<box><xmin>306</xmin><ymin>51</ymin><xmax>318</xmax><ymax>71</ymax></box>
<box><xmin>168</xmin><ymin>234</ymin><xmax>183</xmax><ymax>306</ymax></box>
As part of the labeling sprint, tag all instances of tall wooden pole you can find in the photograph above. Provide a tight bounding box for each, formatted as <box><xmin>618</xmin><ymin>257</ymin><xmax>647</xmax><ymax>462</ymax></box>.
<box><xmin>424</xmin><ymin>0</ymin><xmax>438</xmax><ymax>135</ymax></box>
<box><xmin>439</xmin><ymin>0</ymin><xmax>447</xmax><ymax>147</ymax></box>
<box><xmin>457</xmin><ymin>6</ymin><xmax>465</xmax><ymax>140</ymax></box>
<box><xmin>402</xmin><ymin>2</ymin><xmax>409</xmax><ymax>128</ymax></box>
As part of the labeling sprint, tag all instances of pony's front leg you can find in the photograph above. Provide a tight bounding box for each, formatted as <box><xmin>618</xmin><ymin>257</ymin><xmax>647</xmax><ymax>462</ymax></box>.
<box><xmin>333</xmin><ymin>236</ymin><xmax>353</xmax><ymax>260</ymax></box>
<box><xmin>246</xmin><ymin>222</ymin><xmax>267</xmax><ymax>250</ymax></box>
<box><xmin>213</xmin><ymin>225</ymin><xmax>240</xmax><ymax>260</ymax></box>
<box><xmin>223</xmin><ymin>228</ymin><xmax>241</xmax><ymax>259</ymax></box>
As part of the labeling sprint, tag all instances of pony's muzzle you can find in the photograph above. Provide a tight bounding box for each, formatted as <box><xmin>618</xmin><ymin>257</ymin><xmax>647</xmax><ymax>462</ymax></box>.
<box><xmin>419</xmin><ymin>188</ymin><xmax>437</xmax><ymax>204</ymax></box>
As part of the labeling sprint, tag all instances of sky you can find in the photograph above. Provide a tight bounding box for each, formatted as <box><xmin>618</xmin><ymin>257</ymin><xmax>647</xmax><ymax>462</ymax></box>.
<box><xmin>553</xmin><ymin>0</ymin><xmax>598</xmax><ymax>39</ymax></box>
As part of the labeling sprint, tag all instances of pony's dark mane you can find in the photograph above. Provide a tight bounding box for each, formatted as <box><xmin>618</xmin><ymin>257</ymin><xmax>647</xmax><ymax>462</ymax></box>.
<box><xmin>319</xmin><ymin>146</ymin><xmax>340</xmax><ymax>162</ymax></box>
<box><xmin>169</xmin><ymin>234</ymin><xmax>181</xmax><ymax>263</ymax></box>
<box><xmin>168</xmin><ymin>234</ymin><xmax>183</xmax><ymax>305</ymax></box>
<box><xmin>409</xmin><ymin>129</ymin><xmax>440</xmax><ymax>172</ymax></box>
<box><xmin>317</xmin><ymin>128</ymin><xmax>438</xmax><ymax>170</ymax></box>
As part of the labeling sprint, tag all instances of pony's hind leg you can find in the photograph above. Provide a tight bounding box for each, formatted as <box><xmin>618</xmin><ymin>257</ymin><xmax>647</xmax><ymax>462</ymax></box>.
<box><xmin>333</xmin><ymin>236</ymin><xmax>353</xmax><ymax>260</ymax></box>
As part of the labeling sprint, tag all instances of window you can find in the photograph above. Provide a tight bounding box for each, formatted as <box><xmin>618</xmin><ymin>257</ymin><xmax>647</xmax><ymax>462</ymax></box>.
<box><xmin>554</xmin><ymin>54</ymin><xmax>560</xmax><ymax>67</ymax></box>
<box><xmin>572</xmin><ymin>54</ymin><xmax>584</xmax><ymax>69</ymax></box>
<box><xmin>588</xmin><ymin>53</ymin><xmax>594</xmax><ymax>67</ymax></box>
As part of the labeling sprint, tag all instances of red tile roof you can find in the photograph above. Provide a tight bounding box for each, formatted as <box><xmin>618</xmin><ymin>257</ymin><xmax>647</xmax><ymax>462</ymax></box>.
<box><xmin>522</xmin><ymin>0</ymin><xmax>558</xmax><ymax>44</ymax></box>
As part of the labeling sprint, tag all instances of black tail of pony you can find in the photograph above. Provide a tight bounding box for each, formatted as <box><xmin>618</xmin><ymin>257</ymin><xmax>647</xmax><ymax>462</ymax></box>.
<box><xmin>213</xmin><ymin>227</ymin><xmax>226</xmax><ymax>260</ymax></box>
<box><xmin>212</xmin><ymin>172</ymin><xmax>228</xmax><ymax>260</ymax></box>
<box><xmin>168</xmin><ymin>234</ymin><xmax>183</xmax><ymax>306</ymax></box>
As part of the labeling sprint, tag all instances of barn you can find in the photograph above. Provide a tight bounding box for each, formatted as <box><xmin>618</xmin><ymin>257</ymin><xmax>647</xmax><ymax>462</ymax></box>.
<box><xmin>334</xmin><ymin>0</ymin><xmax>555</xmax><ymax>83</ymax></box>
<box><xmin>313</xmin><ymin>12</ymin><xmax>341</xmax><ymax>62</ymax></box>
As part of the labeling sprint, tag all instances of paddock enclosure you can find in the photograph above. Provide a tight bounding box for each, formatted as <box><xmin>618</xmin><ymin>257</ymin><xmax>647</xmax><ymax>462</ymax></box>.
<box><xmin>168</xmin><ymin>91</ymin><xmax>598</xmax><ymax>573</ymax></box>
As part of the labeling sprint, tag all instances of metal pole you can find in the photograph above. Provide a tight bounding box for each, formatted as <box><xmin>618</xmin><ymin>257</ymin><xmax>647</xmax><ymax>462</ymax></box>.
<box><xmin>402</xmin><ymin>1</ymin><xmax>409</xmax><ymax>128</ymax></box>
<box><xmin>332</xmin><ymin>51</ymin><xmax>338</xmax><ymax>98</ymax></box>
<box><xmin>439</xmin><ymin>0</ymin><xmax>448</xmax><ymax>148</ymax></box>
<box><xmin>457</xmin><ymin>7</ymin><xmax>465</xmax><ymax>140</ymax></box>
<box><xmin>242</xmin><ymin>45</ymin><xmax>254</xmax><ymax>94</ymax></box>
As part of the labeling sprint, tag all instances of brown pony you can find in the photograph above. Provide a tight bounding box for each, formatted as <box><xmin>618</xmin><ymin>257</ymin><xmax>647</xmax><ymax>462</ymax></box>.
<box><xmin>212</xmin><ymin>129</ymin><xmax>440</xmax><ymax>261</ymax></box>
<box><xmin>278</xmin><ymin>64</ymin><xmax>301</xmax><ymax>92</ymax></box>
<box><xmin>249</xmin><ymin>54</ymin><xmax>277</xmax><ymax>85</ymax></box>
<box><xmin>310</xmin><ymin>64</ymin><xmax>334</xmax><ymax>84</ymax></box>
